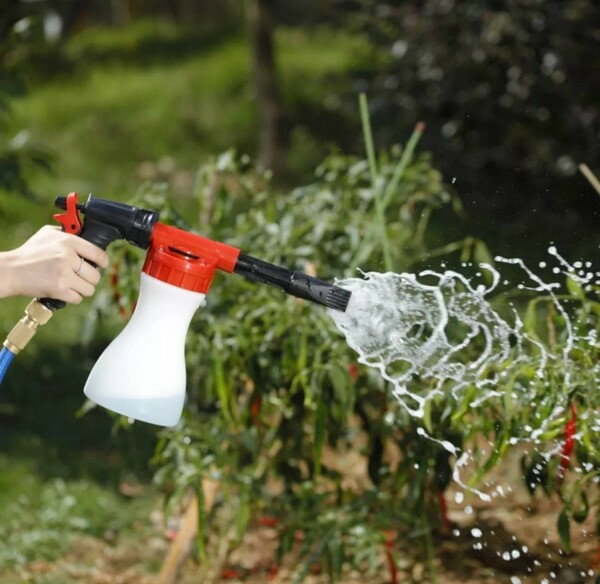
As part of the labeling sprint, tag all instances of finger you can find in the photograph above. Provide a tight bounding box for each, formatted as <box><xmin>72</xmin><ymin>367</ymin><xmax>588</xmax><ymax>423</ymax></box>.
<box><xmin>71</xmin><ymin>276</ymin><xmax>96</xmax><ymax>298</ymax></box>
<box><xmin>58</xmin><ymin>289</ymin><xmax>83</xmax><ymax>305</ymax></box>
<box><xmin>76</xmin><ymin>260</ymin><xmax>101</xmax><ymax>286</ymax></box>
<box><xmin>69</xmin><ymin>236</ymin><xmax>110</xmax><ymax>269</ymax></box>
<box><xmin>42</xmin><ymin>225</ymin><xmax>62</xmax><ymax>234</ymax></box>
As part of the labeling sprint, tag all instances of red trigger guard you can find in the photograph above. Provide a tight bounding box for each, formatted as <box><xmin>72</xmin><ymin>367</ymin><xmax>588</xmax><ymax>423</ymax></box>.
<box><xmin>53</xmin><ymin>192</ymin><xmax>82</xmax><ymax>234</ymax></box>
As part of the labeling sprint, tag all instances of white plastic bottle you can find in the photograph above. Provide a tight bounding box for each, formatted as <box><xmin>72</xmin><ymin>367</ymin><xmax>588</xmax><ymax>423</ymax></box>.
<box><xmin>83</xmin><ymin>222</ymin><xmax>231</xmax><ymax>427</ymax></box>
<box><xmin>84</xmin><ymin>273</ymin><xmax>205</xmax><ymax>426</ymax></box>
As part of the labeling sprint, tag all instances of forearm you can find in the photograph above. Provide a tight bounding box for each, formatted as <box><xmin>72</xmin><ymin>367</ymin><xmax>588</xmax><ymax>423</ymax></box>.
<box><xmin>0</xmin><ymin>251</ymin><xmax>19</xmax><ymax>299</ymax></box>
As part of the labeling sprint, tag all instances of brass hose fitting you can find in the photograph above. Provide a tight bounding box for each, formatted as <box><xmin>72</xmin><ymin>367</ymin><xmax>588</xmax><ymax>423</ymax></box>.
<box><xmin>3</xmin><ymin>299</ymin><xmax>54</xmax><ymax>355</ymax></box>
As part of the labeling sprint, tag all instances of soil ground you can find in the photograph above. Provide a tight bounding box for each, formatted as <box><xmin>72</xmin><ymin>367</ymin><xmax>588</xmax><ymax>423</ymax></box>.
<box><xmin>4</xmin><ymin>446</ymin><xmax>597</xmax><ymax>584</ymax></box>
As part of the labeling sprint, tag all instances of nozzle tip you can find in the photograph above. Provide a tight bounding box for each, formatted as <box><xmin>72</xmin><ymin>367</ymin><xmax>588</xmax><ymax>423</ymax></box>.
<box><xmin>325</xmin><ymin>286</ymin><xmax>352</xmax><ymax>312</ymax></box>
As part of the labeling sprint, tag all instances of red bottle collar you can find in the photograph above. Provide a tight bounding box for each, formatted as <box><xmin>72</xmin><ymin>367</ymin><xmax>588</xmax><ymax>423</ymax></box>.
<box><xmin>142</xmin><ymin>223</ymin><xmax>240</xmax><ymax>294</ymax></box>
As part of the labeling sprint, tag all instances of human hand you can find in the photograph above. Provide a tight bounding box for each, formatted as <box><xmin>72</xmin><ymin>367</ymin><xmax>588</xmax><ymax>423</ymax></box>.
<box><xmin>0</xmin><ymin>226</ymin><xmax>110</xmax><ymax>303</ymax></box>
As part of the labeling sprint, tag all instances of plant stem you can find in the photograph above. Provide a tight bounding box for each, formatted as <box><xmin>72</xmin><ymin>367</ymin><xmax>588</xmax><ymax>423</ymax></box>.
<box><xmin>350</xmin><ymin>120</ymin><xmax>426</xmax><ymax>273</ymax></box>
<box><xmin>579</xmin><ymin>163</ymin><xmax>600</xmax><ymax>197</ymax></box>
<box><xmin>358</xmin><ymin>93</ymin><xmax>393</xmax><ymax>271</ymax></box>
<box><xmin>423</xmin><ymin>513</ymin><xmax>438</xmax><ymax>584</ymax></box>
<box><xmin>359</xmin><ymin>93</ymin><xmax>378</xmax><ymax>185</ymax></box>
<box><xmin>382</xmin><ymin>121</ymin><xmax>425</xmax><ymax>209</ymax></box>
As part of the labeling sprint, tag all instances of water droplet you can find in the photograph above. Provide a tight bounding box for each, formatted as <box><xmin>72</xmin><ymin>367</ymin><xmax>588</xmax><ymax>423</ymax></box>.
<box><xmin>471</xmin><ymin>528</ymin><xmax>483</xmax><ymax>538</ymax></box>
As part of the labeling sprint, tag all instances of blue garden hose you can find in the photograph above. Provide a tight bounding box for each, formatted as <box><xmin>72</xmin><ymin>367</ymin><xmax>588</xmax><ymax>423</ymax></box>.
<box><xmin>0</xmin><ymin>346</ymin><xmax>15</xmax><ymax>385</ymax></box>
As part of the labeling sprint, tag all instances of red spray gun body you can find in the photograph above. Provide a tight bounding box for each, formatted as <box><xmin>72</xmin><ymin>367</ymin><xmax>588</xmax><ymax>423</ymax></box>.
<box><xmin>54</xmin><ymin>193</ymin><xmax>350</xmax><ymax>426</ymax></box>
<box><xmin>52</xmin><ymin>192</ymin><xmax>351</xmax><ymax>309</ymax></box>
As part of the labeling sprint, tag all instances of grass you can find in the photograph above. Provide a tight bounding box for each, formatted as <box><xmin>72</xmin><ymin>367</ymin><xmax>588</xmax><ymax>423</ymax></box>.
<box><xmin>8</xmin><ymin>24</ymin><xmax>370</xmax><ymax>199</ymax></box>
<box><xmin>0</xmin><ymin>454</ymin><xmax>158</xmax><ymax>571</ymax></box>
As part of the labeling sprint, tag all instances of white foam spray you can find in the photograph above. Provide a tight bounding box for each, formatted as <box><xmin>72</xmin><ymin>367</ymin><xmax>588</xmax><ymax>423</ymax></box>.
<box><xmin>327</xmin><ymin>250</ymin><xmax>599</xmax><ymax>495</ymax></box>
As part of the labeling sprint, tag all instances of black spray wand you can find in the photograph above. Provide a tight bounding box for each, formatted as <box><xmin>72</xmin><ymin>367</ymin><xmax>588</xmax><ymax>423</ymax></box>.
<box><xmin>234</xmin><ymin>253</ymin><xmax>351</xmax><ymax>312</ymax></box>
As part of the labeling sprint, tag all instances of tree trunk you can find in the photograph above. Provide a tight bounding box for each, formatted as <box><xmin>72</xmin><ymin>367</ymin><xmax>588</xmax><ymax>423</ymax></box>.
<box><xmin>247</xmin><ymin>0</ymin><xmax>285</xmax><ymax>176</ymax></box>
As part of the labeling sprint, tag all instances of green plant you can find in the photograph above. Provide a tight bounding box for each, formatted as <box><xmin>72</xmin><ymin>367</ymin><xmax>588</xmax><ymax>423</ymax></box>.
<box><xmin>90</xmin><ymin>118</ymin><xmax>599</xmax><ymax>582</ymax></box>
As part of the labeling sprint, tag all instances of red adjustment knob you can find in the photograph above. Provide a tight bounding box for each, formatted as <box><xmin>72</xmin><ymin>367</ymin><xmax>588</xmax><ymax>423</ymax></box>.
<box><xmin>53</xmin><ymin>192</ymin><xmax>82</xmax><ymax>234</ymax></box>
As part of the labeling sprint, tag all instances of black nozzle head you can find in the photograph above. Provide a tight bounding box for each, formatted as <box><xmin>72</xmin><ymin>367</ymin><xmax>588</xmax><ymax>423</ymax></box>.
<box><xmin>289</xmin><ymin>274</ymin><xmax>352</xmax><ymax>312</ymax></box>
<box><xmin>325</xmin><ymin>285</ymin><xmax>353</xmax><ymax>312</ymax></box>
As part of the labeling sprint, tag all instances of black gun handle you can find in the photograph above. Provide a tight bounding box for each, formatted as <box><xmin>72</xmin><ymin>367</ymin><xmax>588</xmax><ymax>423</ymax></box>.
<box><xmin>37</xmin><ymin>297</ymin><xmax>66</xmax><ymax>311</ymax></box>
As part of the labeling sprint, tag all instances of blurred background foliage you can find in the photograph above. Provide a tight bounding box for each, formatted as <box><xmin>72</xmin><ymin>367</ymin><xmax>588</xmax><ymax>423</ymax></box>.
<box><xmin>1</xmin><ymin>0</ymin><xmax>598</xmax><ymax>256</ymax></box>
<box><xmin>1</xmin><ymin>0</ymin><xmax>599</xmax><ymax>581</ymax></box>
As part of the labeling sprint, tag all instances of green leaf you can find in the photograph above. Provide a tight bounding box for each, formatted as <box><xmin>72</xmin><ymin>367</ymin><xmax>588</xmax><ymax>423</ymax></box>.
<box><xmin>236</xmin><ymin>493</ymin><xmax>251</xmax><ymax>540</ymax></box>
<box><xmin>572</xmin><ymin>491</ymin><xmax>590</xmax><ymax>524</ymax></box>
<box><xmin>75</xmin><ymin>399</ymin><xmax>97</xmax><ymax>419</ymax></box>
<box><xmin>423</xmin><ymin>398</ymin><xmax>433</xmax><ymax>434</ymax></box>
<box><xmin>213</xmin><ymin>357</ymin><xmax>234</xmax><ymax>425</ymax></box>
<box><xmin>557</xmin><ymin>510</ymin><xmax>571</xmax><ymax>553</ymax></box>
<box><xmin>314</xmin><ymin>394</ymin><xmax>326</xmax><ymax>477</ymax></box>
<box><xmin>328</xmin><ymin>533</ymin><xmax>344</xmax><ymax>578</ymax></box>
<box><xmin>196</xmin><ymin>486</ymin><xmax>207</xmax><ymax>564</ymax></box>
<box><xmin>566</xmin><ymin>276</ymin><xmax>585</xmax><ymax>300</ymax></box>
<box><xmin>474</xmin><ymin>239</ymin><xmax>494</xmax><ymax>267</ymax></box>
<box><xmin>524</xmin><ymin>301</ymin><xmax>539</xmax><ymax>337</ymax></box>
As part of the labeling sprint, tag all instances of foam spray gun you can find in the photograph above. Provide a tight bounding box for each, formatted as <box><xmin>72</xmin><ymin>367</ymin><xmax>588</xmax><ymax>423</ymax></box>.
<box><xmin>0</xmin><ymin>192</ymin><xmax>351</xmax><ymax>426</ymax></box>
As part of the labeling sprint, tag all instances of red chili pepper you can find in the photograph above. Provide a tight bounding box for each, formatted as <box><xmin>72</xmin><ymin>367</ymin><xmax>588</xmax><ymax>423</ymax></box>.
<box><xmin>109</xmin><ymin>263</ymin><xmax>120</xmax><ymax>287</ymax></box>
<box><xmin>267</xmin><ymin>563</ymin><xmax>279</xmax><ymax>581</ymax></box>
<box><xmin>591</xmin><ymin>544</ymin><xmax>600</xmax><ymax>570</ymax></box>
<box><xmin>348</xmin><ymin>363</ymin><xmax>359</xmax><ymax>382</ymax></box>
<box><xmin>221</xmin><ymin>568</ymin><xmax>244</xmax><ymax>579</ymax></box>
<box><xmin>109</xmin><ymin>265</ymin><xmax>130</xmax><ymax>320</ymax></box>
<box><xmin>250</xmin><ymin>394</ymin><xmax>262</xmax><ymax>421</ymax></box>
<box><xmin>436</xmin><ymin>490</ymin><xmax>451</xmax><ymax>531</ymax></box>
<box><xmin>257</xmin><ymin>515</ymin><xmax>279</xmax><ymax>527</ymax></box>
<box><xmin>557</xmin><ymin>403</ymin><xmax>577</xmax><ymax>485</ymax></box>
<box><xmin>382</xmin><ymin>530</ymin><xmax>398</xmax><ymax>584</ymax></box>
